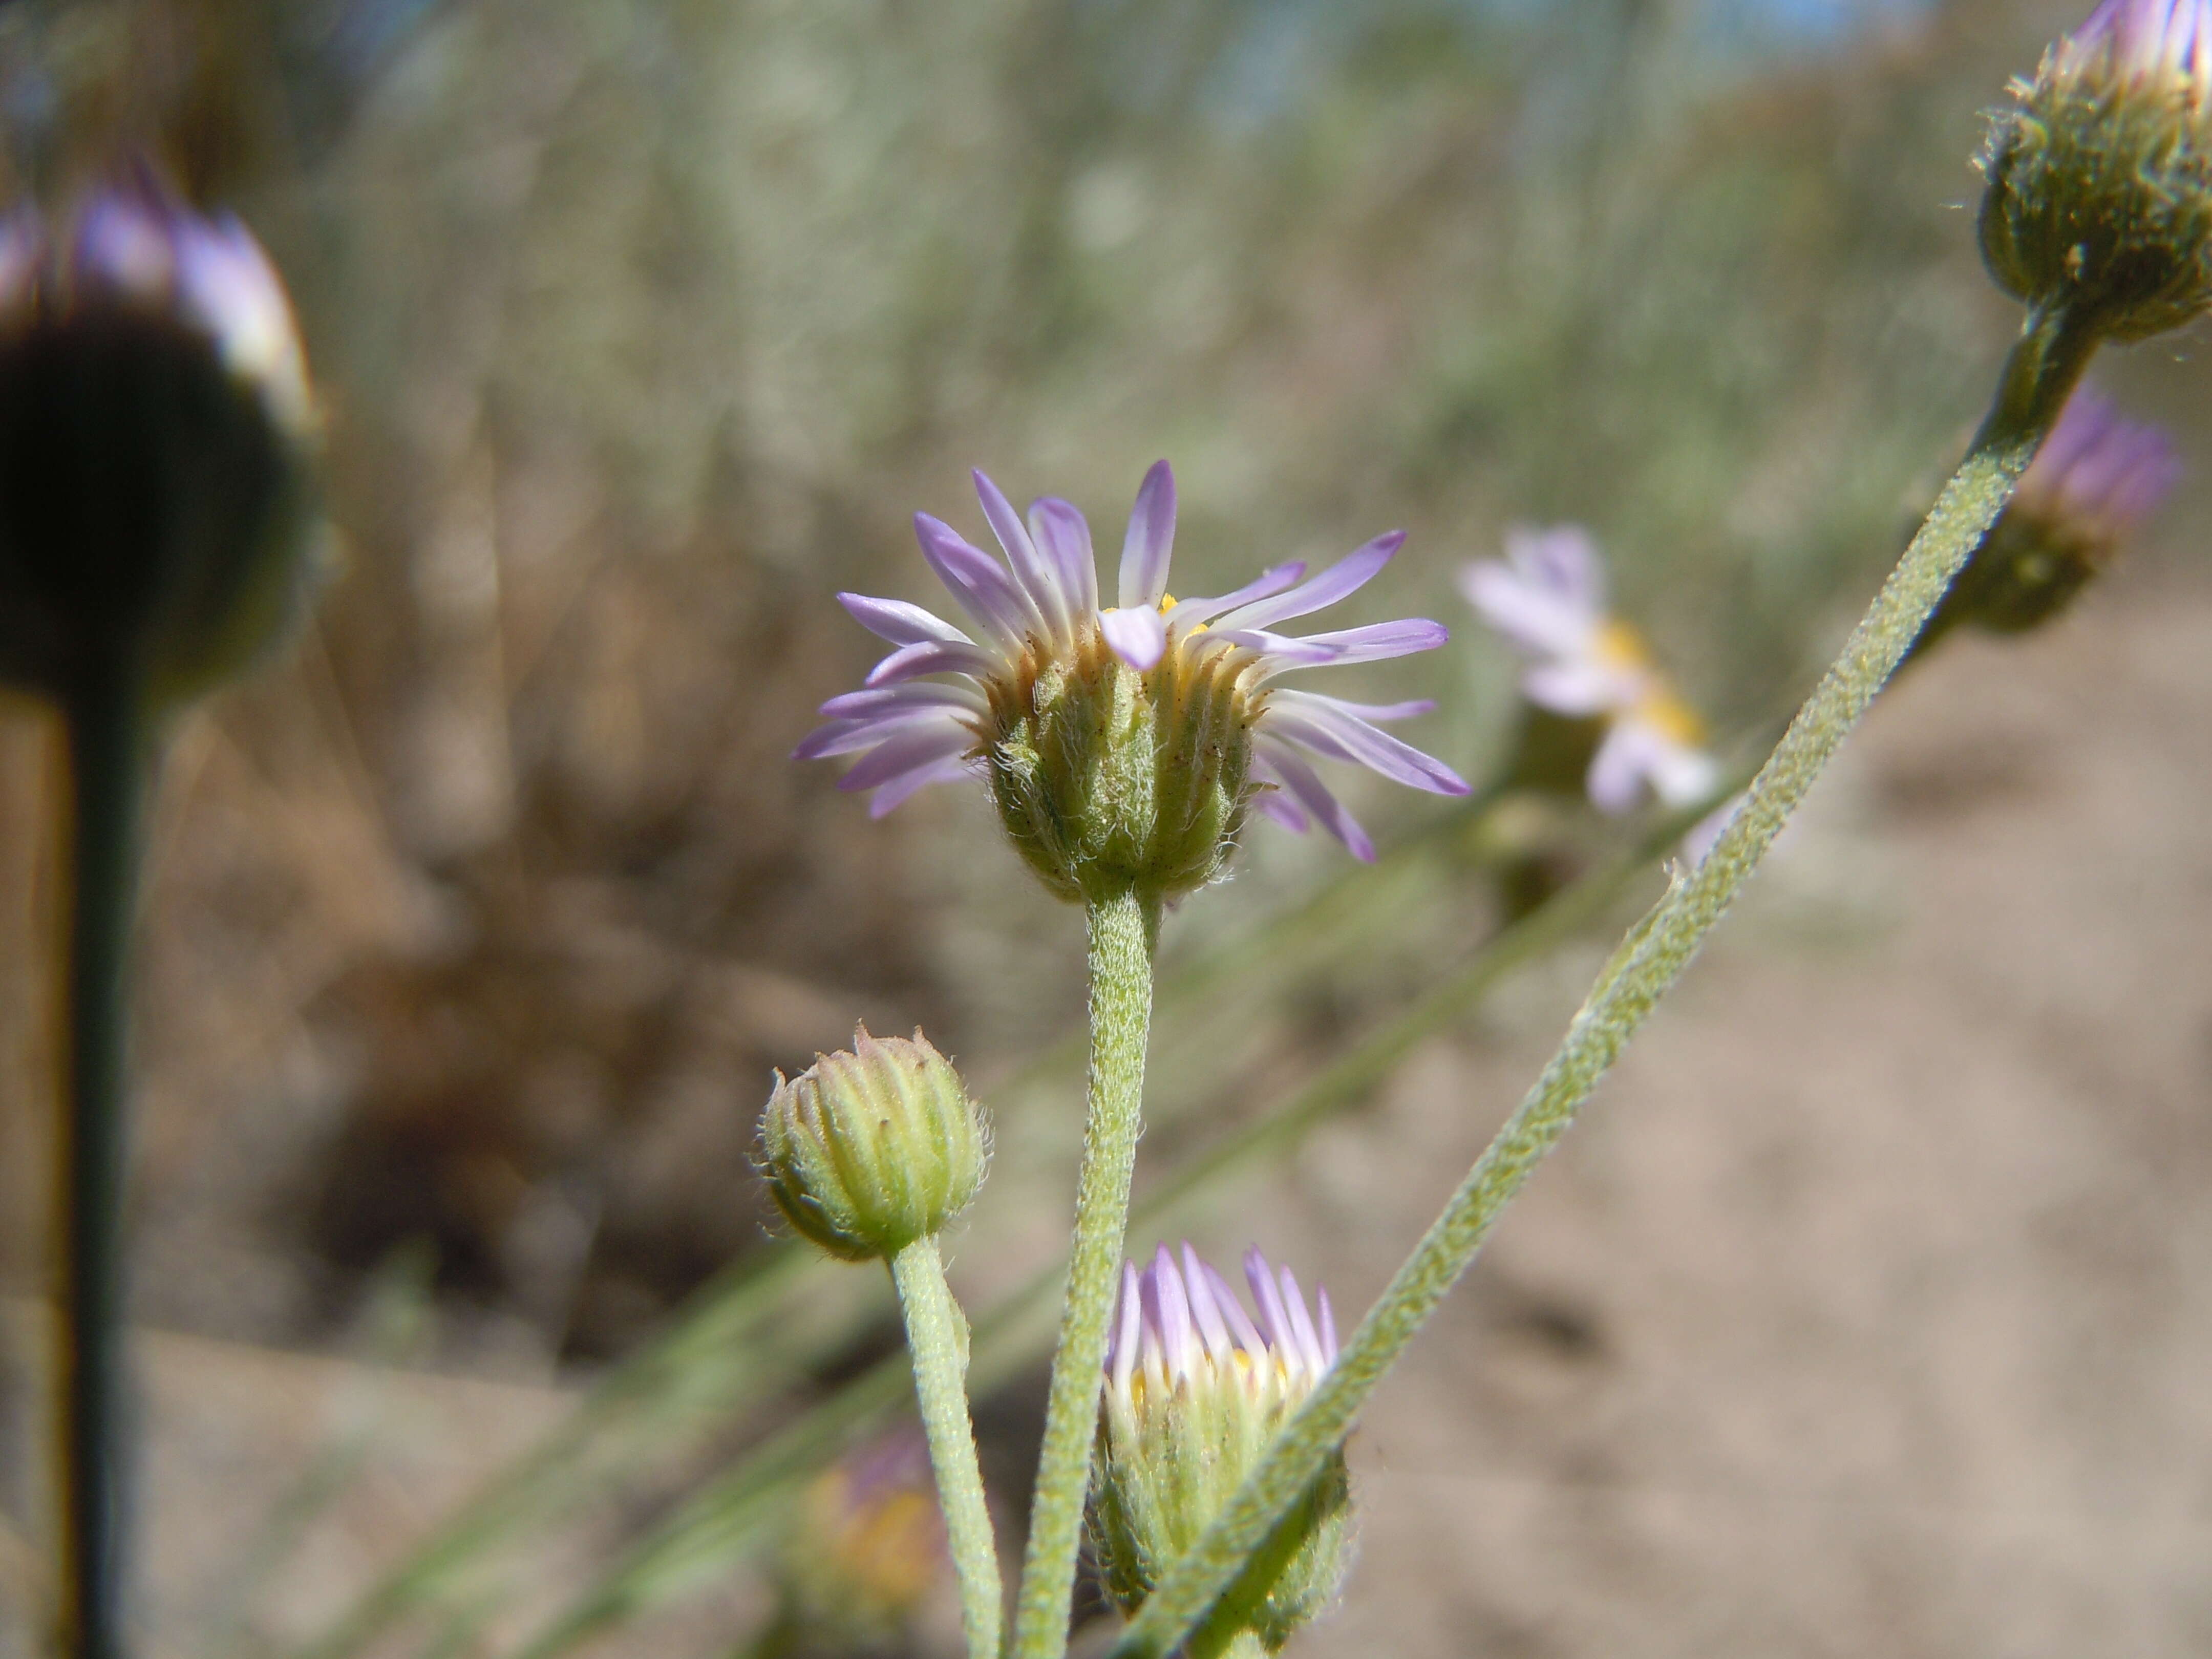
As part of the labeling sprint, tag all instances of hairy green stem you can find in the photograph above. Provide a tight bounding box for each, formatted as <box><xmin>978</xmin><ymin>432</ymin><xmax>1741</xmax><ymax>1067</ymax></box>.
<box><xmin>56</xmin><ymin>672</ymin><xmax>153</xmax><ymax>1659</ymax></box>
<box><xmin>1012</xmin><ymin>885</ymin><xmax>1159</xmax><ymax>1659</ymax></box>
<box><xmin>1107</xmin><ymin>304</ymin><xmax>2101</xmax><ymax>1659</ymax></box>
<box><xmin>889</xmin><ymin>1237</ymin><xmax>1003</xmax><ymax>1659</ymax></box>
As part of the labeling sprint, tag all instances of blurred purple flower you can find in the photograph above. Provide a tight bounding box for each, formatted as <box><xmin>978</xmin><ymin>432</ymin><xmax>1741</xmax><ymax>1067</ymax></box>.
<box><xmin>2014</xmin><ymin>385</ymin><xmax>2181</xmax><ymax>543</ymax></box>
<box><xmin>782</xmin><ymin>1428</ymin><xmax>947</xmax><ymax>1634</ymax></box>
<box><xmin>1461</xmin><ymin>526</ymin><xmax>1720</xmax><ymax>815</ymax></box>
<box><xmin>1922</xmin><ymin>387</ymin><xmax>2181</xmax><ymax>648</ymax></box>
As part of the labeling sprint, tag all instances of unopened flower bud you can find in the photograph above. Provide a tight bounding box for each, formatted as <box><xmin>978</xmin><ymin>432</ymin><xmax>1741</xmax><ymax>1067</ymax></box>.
<box><xmin>0</xmin><ymin>171</ymin><xmax>323</xmax><ymax>708</ymax></box>
<box><xmin>759</xmin><ymin>1026</ymin><xmax>988</xmax><ymax>1262</ymax></box>
<box><xmin>1979</xmin><ymin>0</ymin><xmax>2212</xmax><ymax>339</ymax></box>
<box><xmin>1918</xmin><ymin>386</ymin><xmax>2179</xmax><ymax>653</ymax></box>
<box><xmin>1091</xmin><ymin>1243</ymin><xmax>1352</xmax><ymax>1652</ymax></box>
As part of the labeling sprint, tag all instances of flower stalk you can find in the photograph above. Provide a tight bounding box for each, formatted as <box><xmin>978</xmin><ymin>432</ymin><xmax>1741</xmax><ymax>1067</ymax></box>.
<box><xmin>886</xmin><ymin>1238</ymin><xmax>1002</xmax><ymax>1659</ymax></box>
<box><xmin>1104</xmin><ymin>301</ymin><xmax>2102</xmax><ymax>1659</ymax></box>
<box><xmin>1011</xmin><ymin>886</ymin><xmax>1159</xmax><ymax>1659</ymax></box>
<box><xmin>56</xmin><ymin>670</ymin><xmax>153</xmax><ymax>1659</ymax></box>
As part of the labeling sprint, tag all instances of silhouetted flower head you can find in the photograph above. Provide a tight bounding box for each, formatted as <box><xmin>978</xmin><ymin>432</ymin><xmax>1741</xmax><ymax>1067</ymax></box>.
<box><xmin>0</xmin><ymin>172</ymin><xmax>321</xmax><ymax>706</ymax></box>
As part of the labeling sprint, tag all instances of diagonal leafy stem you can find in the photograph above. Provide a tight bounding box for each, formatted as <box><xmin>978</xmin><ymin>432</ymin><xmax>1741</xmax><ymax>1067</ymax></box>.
<box><xmin>1104</xmin><ymin>300</ymin><xmax>2102</xmax><ymax>1659</ymax></box>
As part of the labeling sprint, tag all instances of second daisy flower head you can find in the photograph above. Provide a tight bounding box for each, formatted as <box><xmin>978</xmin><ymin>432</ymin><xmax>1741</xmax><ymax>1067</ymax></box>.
<box><xmin>800</xmin><ymin>462</ymin><xmax>1469</xmax><ymax>903</ymax></box>
<box><xmin>1462</xmin><ymin>525</ymin><xmax>1720</xmax><ymax>815</ymax></box>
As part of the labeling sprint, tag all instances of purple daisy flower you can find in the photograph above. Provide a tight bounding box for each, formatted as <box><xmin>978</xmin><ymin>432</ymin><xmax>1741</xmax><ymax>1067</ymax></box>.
<box><xmin>798</xmin><ymin>462</ymin><xmax>1469</xmax><ymax>862</ymax></box>
<box><xmin>1105</xmin><ymin>1242</ymin><xmax>1337</xmax><ymax>1412</ymax></box>
<box><xmin>1094</xmin><ymin>1242</ymin><xmax>1353</xmax><ymax>1645</ymax></box>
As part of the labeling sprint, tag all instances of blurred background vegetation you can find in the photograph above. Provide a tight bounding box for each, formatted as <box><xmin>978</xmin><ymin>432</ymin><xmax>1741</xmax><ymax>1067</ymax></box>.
<box><xmin>0</xmin><ymin>0</ymin><xmax>2201</xmax><ymax>1653</ymax></box>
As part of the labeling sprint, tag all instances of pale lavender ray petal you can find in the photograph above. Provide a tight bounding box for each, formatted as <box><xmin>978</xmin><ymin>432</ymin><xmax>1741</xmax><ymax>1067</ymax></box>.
<box><xmin>1211</xmin><ymin>531</ymin><xmax>1405</xmax><ymax>633</ymax></box>
<box><xmin>1249</xmin><ymin>619</ymin><xmax>1451</xmax><ymax>677</ymax></box>
<box><xmin>1181</xmin><ymin>1243</ymin><xmax>1235</xmax><ymax>1365</ymax></box>
<box><xmin>1247</xmin><ymin>752</ymin><xmax>1312</xmax><ymax>831</ymax></box>
<box><xmin>1461</xmin><ymin>560</ymin><xmax>1598</xmax><ymax>661</ymax></box>
<box><xmin>1642</xmin><ymin>729</ymin><xmax>1722</xmax><ymax>809</ymax></box>
<box><xmin>2030</xmin><ymin>389</ymin><xmax>2109</xmax><ymax>479</ymax></box>
<box><xmin>72</xmin><ymin>188</ymin><xmax>174</xmax><ymax>299</ymax></box>
<box><xmin>1267</xmin><ymin>691</ymin><xmax>1471</xmax><ymax>796</ymax></box>
<box><xmin>1586</xmin><ymin>720</ymin><xmax>1663</xmax><ymax>815</ymax></box>
<box><xmin>1101</xmin><ymin>605</ymin><xmax>1168</xmax><ymax>671</ymax></box>
<box><xmin>836</xmin><ymin>721</ymin><xmax>975</xmax><ymax>794</ymax></box>
<box><xmin>794</xmin><ymin>707</ymin><xmax>965</xmax><ymax>760</ymax></box>
<box><xmin>172</xmin><ymin>213</ymin><xmax>306</xmax><ymax>403</ymax></box>
<box><xmin>1202</xmin><ymin>629</ymin><xmax>1344</xmax><ymax>667</ymax></box>
<box><xmin>839</xmin><ymin>591</ymin><xmax>976</xmax><ymax>649</ymax></box>
<box><xmin>1136</xmin><ymin>1260</ymin><xmax>1168</xmax><ymax>1384</ymax></box>
<box><xmin>1316</xmin><ymin>1287</ymin><xmax>1338</xmax><ymax>1364</ymax></box>
<box><xmin>1153</xmin><ymin>1243</ymin><xmax>1193</xmax><ymax>1384</ymax></box>
<box><xmin>1250</xmin><ymin>786</ymin><xmax>1311</xmax><ymax>833</ymax></box>
<box><xmin>1245</xmin><ymin>1247</ymin><xmax>1294</xmax><ymax>1354</ymax></box>
<box><xmin>1522</xmin><ymin>660</ymin><xmax>1637</xmax><ymax>717</ymax></box>
<box><xmin>868</xmin><ymin>754</ymin><xmax>976</xmax><ymax>818</ymax></box>
<box><xmin>1029</xmin><ymin>498</ymin><xmax>1100</xmax><ymax>619</ymax></box>
<box><xmin>1204</xmin><ymin>1262</ymin><xmax>1268</xmax><ymax>1357</ymax></box>
<box><xmin>1118</xmin><ymin>460</ymin><xmax>1177</xmax><ymax>610</ymax></box>
<box><xmin>793</xmin><ymin>718</ymin><xmax>870</xmax><ymax>761</ymax></box>
<box><xmin>1111</xmin><ymin>1261</ymin><xmax>1142</xmax><ymax>1396</ymax></box>
<box><xmin>1509</xmin><ymin>523</ymin><xmax>1608</xmax><ymax>610</ymax></box>
<box><xmin>914</xmin><ymin>514</ymin><xmax>1039</xmax><ymax>650</ymax></box>
<box><xmin>1279</xmin><ymin>1264</ymin><xmax>1326</xmax><ymax>1378</ymax></box>
<box><xmin>2055</xmin><ymin>429</ymin><xmax>2145</xmax><ymax>512</ymax></box>
<box><xmin>975</xmin><ymin>471</ymin><xmax>1071</xmax><ymax>642</ymax></box>
<box><xmin>820</xmin><ymin>683</ymin><xmax>986</xmax><ymax>720</ymax></box>
<box><xmin>1257</xmin><ymin>740</ymin><xmax>1376</xmax><ymax>861</ymax></box>
<box><xmin>1165</xmin><ymin>561</ymin><xmax>1306</xmax><ymax>629</ymax></box>
<box><xmin>863</xmin><ymin>638</ymin><xmax>998</xmax><ymax>687</ymax></box>
<box><xmin>1303</xmin><ymin>696</ymin><xmax>1435</xmax><ymax>722</ymax></box>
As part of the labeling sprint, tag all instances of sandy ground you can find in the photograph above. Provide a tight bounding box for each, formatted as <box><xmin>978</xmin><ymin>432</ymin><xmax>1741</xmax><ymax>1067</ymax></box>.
<box><xmin>11</xmin><ymin>569</ymin><xmax>2212</xmax><ymax>1658</ymax></box>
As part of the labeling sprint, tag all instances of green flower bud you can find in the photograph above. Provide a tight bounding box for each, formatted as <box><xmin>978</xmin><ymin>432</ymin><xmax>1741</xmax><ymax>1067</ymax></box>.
<box><xmin>1092</xmin><ymin>1245</ymin><xmax>1353</xmax><ymax>1652</ymax></box>
<box><xmin>985</xmin><ymin>626</ymin><xmax>1255</xmax><ymax>906</ymax></box>
<box><xmin>0</xmin><ymin>172</ymin><xmax>325</xmax><ymax>708</ymax></box>
<box><xmin>759</xmin><ymin>1026</ymin><xmax>988</xmax><ymax>1262</ymax></box>
<box><xmin>1979</xmin><ymin>0</ymin><xmax>2212</xmax><ymax>339</ymax></box>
